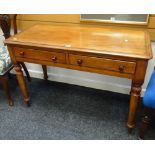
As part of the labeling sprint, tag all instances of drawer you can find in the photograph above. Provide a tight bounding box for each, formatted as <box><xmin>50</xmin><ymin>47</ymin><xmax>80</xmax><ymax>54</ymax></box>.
<box><xmin>14</xmin><ymin>47</ymin><xmax>66</xmax><ymax>64</ymax></box>
<box><xmin>69</xmin><ymin>54</ymin><xmax>136</xmax><ymax>74</ymax></box>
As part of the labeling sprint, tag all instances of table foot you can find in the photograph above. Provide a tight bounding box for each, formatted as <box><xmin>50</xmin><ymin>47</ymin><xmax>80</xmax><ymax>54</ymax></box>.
<box><xmin>9</xmin><ymin>100</ymin><xmax>14</xmax><ymax>106</ymax></box>
<box><xmin>24</xmin><ymin>98</ymin><xmax>30</xmax><ymax>107</ymax></box>
<box><xmin>127</xmin><ymin>125</ymin><xmax>133</xmax><ymax>134</ymax></box>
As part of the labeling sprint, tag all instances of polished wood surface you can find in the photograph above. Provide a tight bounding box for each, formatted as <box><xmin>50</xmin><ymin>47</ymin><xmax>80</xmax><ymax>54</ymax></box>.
<box><xmin>14</xmin><ymin>47</ymin><xmax>66</xmax><ymax>64</ymax></box>
<box><xmin>4</xmin><ymin>24</ymin><xmax>152</xmax><ymax>132</ymax></box>
<box><xmin>69</xmin><ymin>54</ymin><xmax>136</xmax><ymax>74</ymax></box>
<box><xmin>6</xmin><ymin>24</ymin><xmax>152</xmax><ymax>59</ymax></box>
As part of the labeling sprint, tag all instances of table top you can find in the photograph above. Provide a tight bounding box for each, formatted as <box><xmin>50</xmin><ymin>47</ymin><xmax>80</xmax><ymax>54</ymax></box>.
<box><xmin>5</xmin><ymin>24</ymin><xmax>152</xmax><ymax>59</ymax></box>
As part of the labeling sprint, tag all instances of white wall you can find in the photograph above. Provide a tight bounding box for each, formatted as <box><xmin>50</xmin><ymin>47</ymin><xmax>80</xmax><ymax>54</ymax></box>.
<box><xmin>1</xmin><ymin>28</ymin><xmax>155</xmax><ymax>96</ymax></box>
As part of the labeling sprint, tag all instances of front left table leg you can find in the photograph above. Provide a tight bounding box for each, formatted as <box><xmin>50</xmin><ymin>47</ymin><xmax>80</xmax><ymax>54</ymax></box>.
<box><xmin>14</xmin><ymin>64</ymin><xmax>30</xmax><ymax>106</ymax></box>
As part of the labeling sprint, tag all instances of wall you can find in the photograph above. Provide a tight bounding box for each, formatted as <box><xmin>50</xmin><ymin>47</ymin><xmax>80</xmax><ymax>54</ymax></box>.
<box><xmin>3</xmin><ymin>14</ymin><xmax>155</xmax><ymax>96</ymax></box>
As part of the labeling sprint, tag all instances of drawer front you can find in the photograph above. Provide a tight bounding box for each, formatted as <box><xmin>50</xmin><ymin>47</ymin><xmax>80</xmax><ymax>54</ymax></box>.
<box><xmin>69</xmin><ymin>54</ymin><xmax>136</xmax><ymax>74</ymax></box>
<box><xmin>14</xmin><ymin>47</ymin><xmax>66</xmax><ymax>64</ymax></box>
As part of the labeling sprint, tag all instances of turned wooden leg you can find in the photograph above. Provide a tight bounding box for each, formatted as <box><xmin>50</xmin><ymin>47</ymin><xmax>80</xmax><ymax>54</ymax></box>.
<box><xmin>20</xmin><ymin>62</ymin><xmax>31</xmax><ymax>82</ymax></box>
<box><xmin>14</xmin><ymin>64</ymin><xmax>30</xmax><ymax>106</ymax></box>
<box><xmin>0</xmin><ymin>76</ymin><xmax>14</xmax><ymax>106</ymax></box>
<box><xmin>127</xmin><ymin>83</ymin><xmax>142</xmax><ymax>133</ymax></box>
<box><xmin>139</xmin><ymin>107</ymin><xmax>152</xmax><ymax>139</ymax></box>
<box><xmin>42</xmin><ymin>65</ymin><xmax>48</xmax><ymax>80</ymax></box>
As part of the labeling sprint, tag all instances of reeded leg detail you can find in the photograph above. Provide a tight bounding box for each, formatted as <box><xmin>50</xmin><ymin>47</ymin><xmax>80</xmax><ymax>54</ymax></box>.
<box><xmin>127</xmin><ymin>83</ymin><xmax>142</xmax><ymax>133</ymax></box>
<box><xmin>14</xmin><ymin>64</ymin><xmax>30</xmax><ymax>106</ymax></box>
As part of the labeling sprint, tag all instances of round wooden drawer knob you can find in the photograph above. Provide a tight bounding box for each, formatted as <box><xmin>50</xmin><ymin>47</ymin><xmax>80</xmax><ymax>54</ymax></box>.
<box><xmin>20</xmin><ymin>51</ymin><xmax>24</xmax><ymax>56</ymax></box>
<box><xmin>51</xmin><ymin>56</ymin><xmax>57</xmax><ymax>62</ymax></box>
<box><xmin>77</xmin><ymin>59</ymin><xmax>83</xmax><ymax>65</ymax></box>
<box><xmin>119</xmin><ymin>65</ymin><xmax>125</xmax><ymax>73</ymax></box>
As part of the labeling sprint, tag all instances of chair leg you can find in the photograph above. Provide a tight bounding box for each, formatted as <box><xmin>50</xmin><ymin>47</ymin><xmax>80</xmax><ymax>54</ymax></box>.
<box><xmin>7</xmin><ymin>72</ymin><xmax>12</xmax><ymax>79</ymax></box>
<box><xmin>0</xmin><ymin>75</ymin><xmax>14</xmax><ymax>106</ymax></box>
<box><xmin>42</xmin><ymin>65</ymin><xmax>48</xmax><ymax>80</ymax></box>
<box><xmin>20</xmin><ymin>62</ymin><xmax>31</xmax><ymax>82</ymax></box>
<box><xmin>139</xmin><ymin>107</ymin><xmax>152</xmax><ymax>139</ymax></box>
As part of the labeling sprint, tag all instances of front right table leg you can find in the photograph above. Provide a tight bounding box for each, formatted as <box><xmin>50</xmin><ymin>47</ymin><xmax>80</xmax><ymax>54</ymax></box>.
<box><xmin>14</xmin><ymin>63</ymin><xmax>30</xmax><ymax>106</ymax></box>
<box><xmin>127</xmin><ymin>60</ymin><xmax>148</xmax><ymax>133</ymax></box>
<box><xmin>127</xmin><ymin>82</ymin><xmax>142</xmax><ymax>133</ymax></box>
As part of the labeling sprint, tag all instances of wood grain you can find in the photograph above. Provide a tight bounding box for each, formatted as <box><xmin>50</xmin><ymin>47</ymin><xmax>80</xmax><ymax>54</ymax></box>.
<box><xmin>69</xmin><ymin>54</ymin><xmax>136</xmax><ymax>74</ymax></box>
<box><xmin>5</xmin><ymin>24</ymin><xmax>152</xmax><ymax>60</ymax></box>
<box><xmin>14</xmin><ymin>47</ymin><xmax>66</xmax><ymax>64</ymax></box>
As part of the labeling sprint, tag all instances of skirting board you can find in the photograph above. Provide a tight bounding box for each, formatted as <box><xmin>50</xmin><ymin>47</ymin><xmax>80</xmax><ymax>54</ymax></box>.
<box><xmin>18</xmin><ymin>69</ymin><xmax>145</xmax><ymax>97</ymax></box>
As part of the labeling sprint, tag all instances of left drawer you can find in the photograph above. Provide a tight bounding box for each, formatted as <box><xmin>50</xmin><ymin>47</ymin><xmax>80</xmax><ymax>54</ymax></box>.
<box><xmin>14</xmin><ymin>47</ymin><xmax>66</xmax><ymax>64</ymax></box>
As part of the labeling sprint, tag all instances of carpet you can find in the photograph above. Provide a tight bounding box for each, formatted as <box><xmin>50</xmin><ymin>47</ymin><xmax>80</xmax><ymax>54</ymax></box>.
<box><xmin>0</xmin><ymin>75</ymin><xmax>155</xmax><ymax>140</ymax></box>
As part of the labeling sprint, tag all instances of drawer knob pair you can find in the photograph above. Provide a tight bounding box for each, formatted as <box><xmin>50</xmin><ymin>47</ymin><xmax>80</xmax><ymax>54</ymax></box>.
<box><xmin>51</xmin><ymin>56</ymin><xmax>57</xmax><ymax>62</ymax></box>
<box><xmin>77</xmin><ymin>59</ymin><xmax>83</xmax><ymax>65</ymax></box>
<box><xmin>119</xmin><ymin>65</ymin><xmax>125</xmax><ymax>73</ymax></box>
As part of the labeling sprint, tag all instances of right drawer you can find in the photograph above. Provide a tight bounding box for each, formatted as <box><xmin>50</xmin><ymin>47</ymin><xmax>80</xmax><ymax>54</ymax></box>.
<box><xmin>69</xmin><ymin>54</ymin><xmax>136</xmax><ymax>74</ymax></box>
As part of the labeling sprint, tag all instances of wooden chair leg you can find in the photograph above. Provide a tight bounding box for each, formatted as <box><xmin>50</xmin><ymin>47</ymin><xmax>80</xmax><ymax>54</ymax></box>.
<box><xmin>0</xmin><ymin>75</ymin><xmax>14</xmax><ymax>106</ymax></box>
<box><xmin>139</xmin><ymin>107</ymin><xmax>152</xmax><ymax>139</ymax></box>
<box><xmin>20</xmin><ymin>62</ymin><xmax>31</xmax><ymax>82</ymax></box>
<box><xmin>42</xmin><ymin>65</ymin><xmax>48</xmax><ymax>80</ymax></box>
